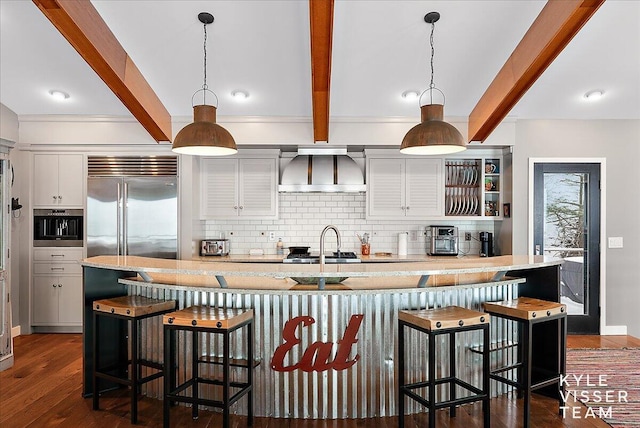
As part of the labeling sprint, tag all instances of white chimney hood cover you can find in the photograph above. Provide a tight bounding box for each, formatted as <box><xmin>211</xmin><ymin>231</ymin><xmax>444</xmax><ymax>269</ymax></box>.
<box><xmin>278</xmin><ymin>154</ymin><xmax>366</xmax><ymax>193</ymax></box>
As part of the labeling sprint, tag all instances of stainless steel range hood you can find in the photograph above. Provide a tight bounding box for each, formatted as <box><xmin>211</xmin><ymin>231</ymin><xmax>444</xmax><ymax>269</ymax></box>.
<box><xmin>279</xmin><ymin>147</ymin><xmax>366</xmax><ymax>193</ymax></box>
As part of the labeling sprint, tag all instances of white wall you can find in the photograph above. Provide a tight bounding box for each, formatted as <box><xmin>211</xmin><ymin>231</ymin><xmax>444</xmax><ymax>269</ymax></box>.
<box><xmin>512</xmin><ymin>119</ymin><xmax>640</xmax><ymax>336</ymax></box>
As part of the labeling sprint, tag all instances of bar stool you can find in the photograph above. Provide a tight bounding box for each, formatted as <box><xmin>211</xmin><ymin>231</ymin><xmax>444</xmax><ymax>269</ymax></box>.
<box><xmin>163</xmin><ymin>306</ymin><xmax>254</xmax><ymax>428</ymax></box>
<box><xmin>93</xmin><ymin>295</ymin><xmax>176</xmax><ymax>424</ymax></box>
<box><xmin>398</xmin><ymin>306</ymin><xmax>491</xmax><ymax>428</ymax></box>
<box><xmin>482</xmin><ymin>297</ymin><xmax>567</xmax><ymax>428</ymax></box>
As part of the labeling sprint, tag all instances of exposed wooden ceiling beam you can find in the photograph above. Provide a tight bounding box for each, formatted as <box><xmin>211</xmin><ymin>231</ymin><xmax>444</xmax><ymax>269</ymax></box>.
<box><xmin>468</xmin><ymin>0</ymin><xmax>605</xmax><ymax>143</ymax></box>
<box><xmin>33</xmin><ymin>0</ymin><xmax>172</xmax><ymax>142</ymax></box>
<box><xmin>309</xmin><ymin>0</ymin><xmax>334</xmax><ymax>143</ymax></box>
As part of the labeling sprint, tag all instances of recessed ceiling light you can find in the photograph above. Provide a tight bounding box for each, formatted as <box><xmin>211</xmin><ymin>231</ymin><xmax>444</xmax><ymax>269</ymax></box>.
<box><xmin>584</xmin><ymin>89</ymin><xmax>604</xmax><ymax>101</ymax></box>
<box><xmin>402</xmin><ymin>90</ymin><xmax>420</xmax><ymax>101</ymax></box>
<box><xmin>48</xmin><ymin>90</ymin><xmax>70</xmax><ymax>101</ymax></box>
<box><xmin>231</xmin><ymin>90</ymin><xmax>249</xmax><ymax>100</ymax></box>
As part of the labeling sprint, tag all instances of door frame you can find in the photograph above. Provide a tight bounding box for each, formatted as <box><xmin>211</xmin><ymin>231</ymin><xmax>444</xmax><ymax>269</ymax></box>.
<box><xmin>528</xmin><ymin>158</ymin><xmax>617</xmax><ymax>336</ymax></box>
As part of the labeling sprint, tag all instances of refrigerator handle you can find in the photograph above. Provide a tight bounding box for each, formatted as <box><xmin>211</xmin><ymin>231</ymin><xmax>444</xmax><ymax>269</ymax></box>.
<box><xmin>117</xmin><ymin>182</ymin><xmax>122</xmax><ymax>256</ymax></box>
<box><xmin>123</xmin><ymin>182</ymin><xmax>128</xmax><ymax>256</ymax></box>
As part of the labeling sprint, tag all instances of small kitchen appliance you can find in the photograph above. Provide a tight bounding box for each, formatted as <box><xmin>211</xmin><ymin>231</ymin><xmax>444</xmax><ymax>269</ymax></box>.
<box><xmin>33</xmin><ymin>209</ymin><xmax>84</xmax><ymax>247</ymax></box>
<box><xmin>428</xmin><ymin>226</ymin><xmax>459</xmax><ymax>256</ymax></box>
<box><xmin>479</xmin><ymin>232</ymin><xmax>494</xmax><ymax>257</ymax></box>
<box><xmin>200</xmin><ymin>239</ymin><xmax>230</xmax><ymax>256</ymax></box>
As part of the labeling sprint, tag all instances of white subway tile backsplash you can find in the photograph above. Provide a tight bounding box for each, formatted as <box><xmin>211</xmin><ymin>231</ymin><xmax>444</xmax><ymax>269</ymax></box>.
<box><xmin>203</xmin><ymin>193</ymin><xmax>495</xmax><ymax>255</ymax></box>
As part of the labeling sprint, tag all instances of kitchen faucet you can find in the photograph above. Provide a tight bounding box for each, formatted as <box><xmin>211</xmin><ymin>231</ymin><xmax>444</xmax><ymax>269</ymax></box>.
<box><xmin>319</xmin><ymin>225</ymin><xmax>341</xmax><ymax>265</ymax></box>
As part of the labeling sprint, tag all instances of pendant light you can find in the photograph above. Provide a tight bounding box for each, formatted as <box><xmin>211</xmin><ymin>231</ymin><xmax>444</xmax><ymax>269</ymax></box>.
<box><xmin>400</xmin><ymin>12</ymin><xmax>466</xmax><ymax>155</ymax></box>
<box><xmin>172</xmin><ymin>12</ymin><xmax>237</xmax><ymax>156</ymax></box>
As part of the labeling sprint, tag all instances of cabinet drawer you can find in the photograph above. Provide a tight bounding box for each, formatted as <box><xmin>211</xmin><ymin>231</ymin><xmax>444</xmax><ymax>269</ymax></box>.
<box><xmin>33</xmin><ymin>248</ymin><xmax>84</xmax><ymax>262</ymax></box>
<box><xmin>33</xmin><ymin>262</ymin><xmax>82</xmax><ymax>275</ymax></box>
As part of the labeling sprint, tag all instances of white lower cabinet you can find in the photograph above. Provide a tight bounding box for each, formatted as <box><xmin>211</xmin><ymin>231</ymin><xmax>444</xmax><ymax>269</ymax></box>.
<box><xmin>32</xmin><ymin>248</ymin><xmax>83</xmax><ymax>328</ymax></box>
<box><xmin>32</xmin><ymin>276</ymin><xmax>82</xmax><ymax>325</ymax></box>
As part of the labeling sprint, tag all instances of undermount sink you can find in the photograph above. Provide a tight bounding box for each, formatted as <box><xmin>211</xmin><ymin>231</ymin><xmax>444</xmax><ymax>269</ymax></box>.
<box><xmin>290</xmin><ymin>277</ymin><xmax>349</xmax><ymax>285</ymax></box>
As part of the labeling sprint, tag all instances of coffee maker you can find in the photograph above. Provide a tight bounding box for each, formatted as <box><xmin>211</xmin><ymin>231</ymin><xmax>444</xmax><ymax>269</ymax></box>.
<box><xmin>479</xmin><ymin>232</ymin><xmax>494</xmax><ymax>257</ymax></box>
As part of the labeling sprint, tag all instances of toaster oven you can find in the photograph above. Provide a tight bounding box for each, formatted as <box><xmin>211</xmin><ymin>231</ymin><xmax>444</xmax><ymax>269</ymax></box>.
<box><xmin>428</xmin><ymin>226</ymin><xmax>459</xmax><ymax>256</ymax></box>
<box><xmin>200</xmin><ymin>239</ymin><xmax>230</xmax><ymax>256</ymax></box>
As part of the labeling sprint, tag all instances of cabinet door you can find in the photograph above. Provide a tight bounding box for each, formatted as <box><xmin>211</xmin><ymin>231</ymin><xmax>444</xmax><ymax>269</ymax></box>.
<box><xmin>57</xmin><ymin>154</ymin><xmax>84</xmax><ymax>207</ymax></box>
<box><xmin>405</xmin><ymin>158</ymin><xmax>443</xmax><ymax>217</ymax></box>
<box><xmin>57</xmin><ymin>276</ymin><xmax>83</xmax><ymax>324</ymax></box>
<box><xmin>33</xmin><ymin>154</ymin><xmax>60</xmax><ymax>207</ymax></box>
<box><xmin>32</xmin><ymin>276</ymin><xmax>59</xmax><ymax>325</ymax></box>
<box><xmin>200</xmin><ymin>159</ymin><xmax>239</xmax><ymax>218</ymax></box>
<box><xmin>238</xmin><ymin>158</ymin><xmax>278</xmax><ymax>218</ymax></box>
<box><xmin>367</xmin><ymin>158</ymin><xmax>405</xmax><ymax>218</ymax></box>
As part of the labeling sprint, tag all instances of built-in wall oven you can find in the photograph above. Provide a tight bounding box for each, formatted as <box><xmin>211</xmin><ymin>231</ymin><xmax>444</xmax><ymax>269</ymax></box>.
<box><xmin>33</xmin><ymin>209</ymin><xmax>84</xmax><ymax>247</ymax></box>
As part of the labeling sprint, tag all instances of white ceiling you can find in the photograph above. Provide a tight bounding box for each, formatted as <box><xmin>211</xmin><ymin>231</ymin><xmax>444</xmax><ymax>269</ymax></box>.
<box><xmin>1</xmin><ymin>0</ymin><xmax>639</xmax><ymax>127</ymax></box>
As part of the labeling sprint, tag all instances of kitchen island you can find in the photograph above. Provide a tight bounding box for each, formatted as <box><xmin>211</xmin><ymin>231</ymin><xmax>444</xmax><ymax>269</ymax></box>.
<box><xmin>81</xmin><ymin>255</ymin><xmax>563</xmax><ymax>419</ymax></box>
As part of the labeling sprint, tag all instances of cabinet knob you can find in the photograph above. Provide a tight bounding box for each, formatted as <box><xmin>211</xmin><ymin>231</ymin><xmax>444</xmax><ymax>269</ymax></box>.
<box><xmin>52</xmin><ymin>284</ymin><xmax>57</xmax><ymax>288</ymax></box>
<box><xmin>53</xmin><ymin>196</ymin><xmax>58</xmax><ymax>200</ymax></box>
<box><xmin>406</xmin><ymin>206</ymin><xmax>410</xmax><ymax>210</ymax></box>
<box><xmin>234</xmin><ymin>206</ymin><xmax>238</xmax><ymax>210</ymax></box>
<box><xmin>400</xmin><ymin>206</ymin><xmax>406</xmax><ymax>211</ymax></box>
<box><xmin>58</xmin><ymin>284</ymin><xmax>62</xmax><ymax>288</ymax></box>
<box><xmin>58</xmin><ymin>195</ymin><xmax>62</xmax><ymax>200</ymax></box>
<box><xmin>239</xmin><ymin>206</ymin><xmax>244</xmax><ymax>210</ymax></box>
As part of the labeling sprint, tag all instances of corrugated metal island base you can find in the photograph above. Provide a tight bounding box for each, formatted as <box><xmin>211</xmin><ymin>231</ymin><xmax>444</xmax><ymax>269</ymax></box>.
<box><xmin>81</xmin><ymin>255</ymin><xmax>563</xmax><ymax>419</ymax></box>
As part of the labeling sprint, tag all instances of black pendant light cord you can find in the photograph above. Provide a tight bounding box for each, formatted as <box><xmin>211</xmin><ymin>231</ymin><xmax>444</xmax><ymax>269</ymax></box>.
<box><xmin>429</xmin><ymin>19</ymin><xmax>435</xmax><ymax>104</ymax></box>
<box><xmin>203</xmin><ymin>21</ymin><xmax>208</xmax><ymax>91</ymax></box>
<box><xmin>202</xmin><ymin>21</ymin><xmax>208</xmax><ymax>104</ymax></box>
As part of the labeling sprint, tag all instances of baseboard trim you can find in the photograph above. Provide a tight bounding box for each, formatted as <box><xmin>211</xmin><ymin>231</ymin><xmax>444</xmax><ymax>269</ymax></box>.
<box><xmin>11</xmin><ymin>325</ymin><xmax>21</xmax><ymax>338</ymax></box>
<box><xmin>601</xmin><ymin>325</ymin><xmax>627</xmax><ymax>335</ymax></box>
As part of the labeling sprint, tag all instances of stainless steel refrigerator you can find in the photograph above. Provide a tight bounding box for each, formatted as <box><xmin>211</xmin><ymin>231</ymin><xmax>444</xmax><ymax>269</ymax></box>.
<box><xmin>87</xmin><ymin>157</ymin><xmax>178</xmax><ymax>259</ymax></box>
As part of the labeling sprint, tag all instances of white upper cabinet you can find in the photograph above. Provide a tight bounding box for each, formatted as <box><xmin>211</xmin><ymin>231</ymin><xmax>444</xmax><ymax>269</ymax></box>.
<box><xmin>33</xmin><ymin>154</ymin><xmax>84</xmax><ymax>207</ymax></box>
<box><xmin>367</xmin><ymin>157</ymin><xmax>443</xmax><ymax>219</ymax></box>
<box><xmin>200</xmin><ymin>157</ymin><xmax>278</xmax><ymax>220</ymax></box>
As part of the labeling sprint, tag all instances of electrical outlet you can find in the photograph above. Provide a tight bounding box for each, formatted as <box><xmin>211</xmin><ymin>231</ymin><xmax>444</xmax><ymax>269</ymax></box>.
<box><xmin>410</xmin><ymin>230</ymin><xmax>418</xmax><ymax>241</ymax></box>
<box><xmin>269</xmin><ymin>231</ymin><xmax>276</xmax><ymax>241</ymax></box>
<box><xmin>465</xmin><ymin>232</ymin><xmax>472</xmax><ymax>241</ymax></box>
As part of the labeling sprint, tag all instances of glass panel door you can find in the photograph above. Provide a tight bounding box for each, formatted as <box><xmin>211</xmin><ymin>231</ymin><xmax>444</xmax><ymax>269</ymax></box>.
<box><xmin>533</xmin><ymin>163</ymin><xmax>601</xmax><ymax>334</ymax></box>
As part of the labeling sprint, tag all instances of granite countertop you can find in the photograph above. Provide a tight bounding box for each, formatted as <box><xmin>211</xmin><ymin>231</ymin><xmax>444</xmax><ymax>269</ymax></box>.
<box><xmin>82</xmin><ymin>255</ymin><xmax>562</xmax><ymax>278</ymax></box>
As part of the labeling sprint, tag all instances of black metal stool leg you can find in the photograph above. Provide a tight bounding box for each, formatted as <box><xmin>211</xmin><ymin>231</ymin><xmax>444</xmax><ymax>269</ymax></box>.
<box><xmin>523</xmin><ymin>321</ymin><xmax>532</xmax><ymax>428</ymax></box>
<box><xmin>398</xmin><ymin>321</ymin><xmax>405</xmax><ymax>428</ymax></box>
<box><xmin>93</xmin><ymin>310</ymin><xmax>100</xmax><ymax>411</ymax></box>
<box><xmin>163</xmin><ymin>325</ymin><xmax>172</xmax><ymax>428</ymax></box>
<box><xmin>428</xmin><ymin>330</ymin><xmax>436</xmax><ymax>428</ymax></box>
<box><xmin>131</xmin><ymin>317</ymin><xmax>138</xmax><ymax>424</ymax></box>
<box><xmin>192</xmin><ymin>330</ymin><xmax>199</xmax><ymax>420</ymax></box>
<box><xmin>482</xmin><ymin>324</ymin><xmax>491</xmax><ymax>428</ymax></box>
<box><xmin>449</xmin><ymin>330</ymin><xmax>456</xmax><ymax>417</ymax></box>
<box><xmin>247</xmin><ymin>320</ymin><xmax>254</xmax><ymax>427</ymax></box>
<box><xmin>559</xmin><ymin>316</ymin><xmax>567</xmax><ymax>414</ymax></box>
<box><xmin>223</xmin><ymin>330</ymin><xmax>230</xmax><ymax>428</ymax></box>
<box><xmin>517</xmin><ymin>321</ymin><xmax>524</xmax><ymax>399</ymax></box>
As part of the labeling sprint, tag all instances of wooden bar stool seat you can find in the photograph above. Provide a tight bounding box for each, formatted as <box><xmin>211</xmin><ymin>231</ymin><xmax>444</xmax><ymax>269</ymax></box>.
<box><xmin>163</xmin><ymin>306</ymin><xmax>254</xmax><ymax>428</ymax></box>
<box><xmin>398</xmin><ymin>306</ymin><xmax>491</xmax><ymax>428</ymax></box>
<box><xmin>93</xmin><ymin>295</ymin><xmax>176</xmax><ymax>424</ymax></box>
<box><xmin>482</xmin><ymin>297</ymin><xmax>567</xmax><ymax>428</ymax></box>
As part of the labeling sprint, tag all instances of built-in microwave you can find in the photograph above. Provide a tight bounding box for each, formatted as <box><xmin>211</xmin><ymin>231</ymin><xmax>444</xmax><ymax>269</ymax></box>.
<box><xmin>427</xmin><ymin>226</ymin><xmax>459</xmax><ymax>256</ymax></box>
<box><xmin>33</xmin><ymin>209</ymin><xmax>84</xmax><ymax>247</ymax></box>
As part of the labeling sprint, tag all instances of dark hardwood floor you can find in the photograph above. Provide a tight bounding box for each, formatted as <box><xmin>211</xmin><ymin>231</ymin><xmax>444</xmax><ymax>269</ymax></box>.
<box><xmin>2</xmin><ymin>334</ymin><xmax>638</xmax><ymax>427</ymax></box>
